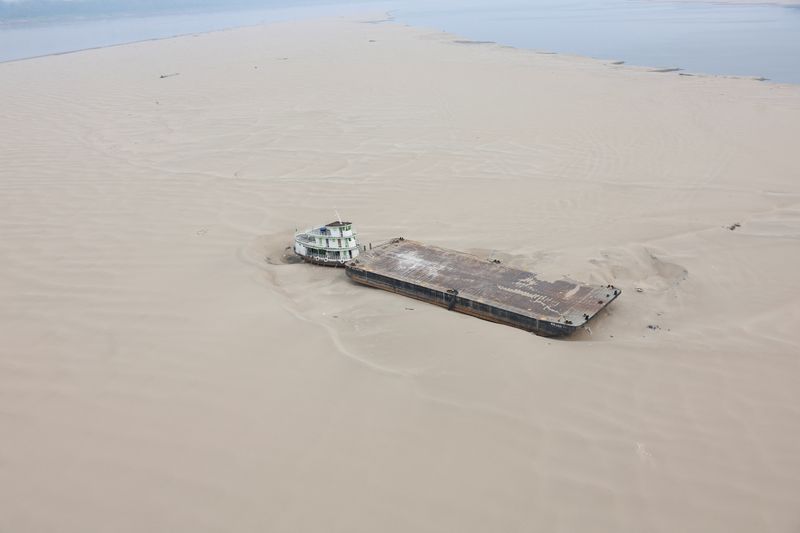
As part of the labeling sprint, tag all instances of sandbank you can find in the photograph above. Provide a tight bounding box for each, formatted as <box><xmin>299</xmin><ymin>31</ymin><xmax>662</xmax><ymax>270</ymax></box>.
<box><xmin>1</xmin><ymin>14</ymin><xmax>799</xmax><ymax>533</ymax></box>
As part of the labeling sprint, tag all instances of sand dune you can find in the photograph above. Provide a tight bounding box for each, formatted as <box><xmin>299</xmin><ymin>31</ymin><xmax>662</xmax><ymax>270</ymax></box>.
<box><xmin>1</xmin><ymin>15</ymin><xmax>799</xmax><ymax>533</ymax></box>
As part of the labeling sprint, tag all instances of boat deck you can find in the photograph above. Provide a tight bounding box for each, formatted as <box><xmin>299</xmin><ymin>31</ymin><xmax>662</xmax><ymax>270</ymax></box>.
<box><xmin>345</xmin><ymin>239</ymin><xmax>620</xmax><ymax>337</ymax></box>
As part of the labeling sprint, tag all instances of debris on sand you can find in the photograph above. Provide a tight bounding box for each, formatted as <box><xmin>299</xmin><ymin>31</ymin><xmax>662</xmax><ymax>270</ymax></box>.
<box><xmin>279</xmin><ymin>246</ymin><xmax>303</xmax><ymax>265</ymax></box>
<box><xmin>728</xmin><ymin>222</ymin><xmax>741</xmax><ymax>231</ymax></box>
<box><xmin>159</xmin><ymin>73</ymin><xmax>180</xmax><ymax>79</ymax></box>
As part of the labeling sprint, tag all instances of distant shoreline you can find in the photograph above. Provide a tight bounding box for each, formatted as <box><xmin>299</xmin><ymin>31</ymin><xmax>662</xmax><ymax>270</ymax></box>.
<box><xmin>2</xmin><ymin>1</ymin><xmax>799</xmax><ymax>84</ymax></box>
<box><xmin>0</xmin><ymin>24</ymin><xmax>263</xmax><ymax>66</ymax></box>
<box><xmin>0</xmin><ymin>2</ymin><xmax>384</xmax><ymax>64</ymax></box>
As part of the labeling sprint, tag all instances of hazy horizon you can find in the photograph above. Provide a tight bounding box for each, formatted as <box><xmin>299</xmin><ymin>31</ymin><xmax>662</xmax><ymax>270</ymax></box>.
<box><xmin>0</xmin><ymin>0</ymin><xmax>378</xmax><ymax>23</ymax></box>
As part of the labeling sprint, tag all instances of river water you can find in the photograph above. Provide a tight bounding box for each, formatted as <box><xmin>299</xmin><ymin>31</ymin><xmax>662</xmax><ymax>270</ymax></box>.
<box><xmin>398</xmin><ymin>0</ymin><xmax>800</xmax><ymax>83</ymax></box>
<box><xmin>1</xmin><ymin>0</ymin><xmax>799</xmax><ymax>83</ymax></box>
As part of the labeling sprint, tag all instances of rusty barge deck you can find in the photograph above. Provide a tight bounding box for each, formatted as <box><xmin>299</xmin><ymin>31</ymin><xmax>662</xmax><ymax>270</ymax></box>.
<box><xmin>345</xmin><ymin>239</ymin><xmax>620</xmax><ymax>337</ymax></box>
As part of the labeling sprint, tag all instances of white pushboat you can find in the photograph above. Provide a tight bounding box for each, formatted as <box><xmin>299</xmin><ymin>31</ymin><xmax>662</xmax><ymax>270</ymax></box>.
<box><xmin>294</xmin><ymin>220</ymin><xmax>360</xmax><ymax>266</ymax></box>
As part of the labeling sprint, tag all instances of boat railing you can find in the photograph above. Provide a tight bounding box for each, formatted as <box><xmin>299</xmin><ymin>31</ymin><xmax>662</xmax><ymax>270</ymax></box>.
<box><xmin>297</xmin><ymin>238</ymin><xmax>360</xmax><ymax>252</ymax></box>
<box><xmin>297</xmin><ymin>233</ymin><xmax>358</xmax><ymax>245</ymax></box>
<box><xmin>300</xmin><ymin>229</ymin><xmax>357</xmax><ymax>238</ymax></box>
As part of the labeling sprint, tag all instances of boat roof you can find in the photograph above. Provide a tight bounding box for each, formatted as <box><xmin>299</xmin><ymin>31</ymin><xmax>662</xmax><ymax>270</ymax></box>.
<box><xmin>326</xmin><ymin>221</ymin><xmax>352</xmax><ymax>227</ymax></box>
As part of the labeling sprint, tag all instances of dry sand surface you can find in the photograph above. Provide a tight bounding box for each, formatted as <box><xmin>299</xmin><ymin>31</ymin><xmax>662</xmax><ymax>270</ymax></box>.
<box><xmin>2</xmin><ymin>14</ymin><xmax>800</xmax><ymax>533</ymax></box>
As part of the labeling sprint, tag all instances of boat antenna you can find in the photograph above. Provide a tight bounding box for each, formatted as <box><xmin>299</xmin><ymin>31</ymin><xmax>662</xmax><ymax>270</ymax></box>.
<box><xmin>334</xmin><ymin>209</ymin><xmax>342</xmax><ymax>223</ymax></box>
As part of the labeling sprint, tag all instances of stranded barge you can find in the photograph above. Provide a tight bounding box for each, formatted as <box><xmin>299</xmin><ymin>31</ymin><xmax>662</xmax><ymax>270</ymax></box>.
<box><xmin>345</xmin><ymin>239</ymin><xmax>620</xmax><ymax>337</ymax></box>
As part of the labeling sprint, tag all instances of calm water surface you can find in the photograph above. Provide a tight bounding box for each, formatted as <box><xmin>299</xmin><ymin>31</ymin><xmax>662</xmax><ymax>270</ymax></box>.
<box><xmin>0</xmin><ymin>2</ymin><xmax>390</xmax><ymax>62</ymax></box>
<box><xmin>398</xmin><ymin>0</ymin><xmax>800</xmax><ymax>83</ymax></box>
<box><xmin>1</xmin><ymin>0</ymin><xmax>798</xmax><ymax>83</ymax></box>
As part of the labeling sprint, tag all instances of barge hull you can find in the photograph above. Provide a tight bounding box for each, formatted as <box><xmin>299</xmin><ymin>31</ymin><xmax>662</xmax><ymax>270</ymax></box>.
<box><xmin>345</xmin><ymin>239</ymin><xmax>620</xmax><ymax>338</ymax></box>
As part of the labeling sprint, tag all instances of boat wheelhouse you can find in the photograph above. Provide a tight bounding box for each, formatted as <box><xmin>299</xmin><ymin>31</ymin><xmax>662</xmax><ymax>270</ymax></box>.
<box><xmin>294</xmin><ymin>221</ymin><xmax>360</xmax><ymax>266</ymax></box>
